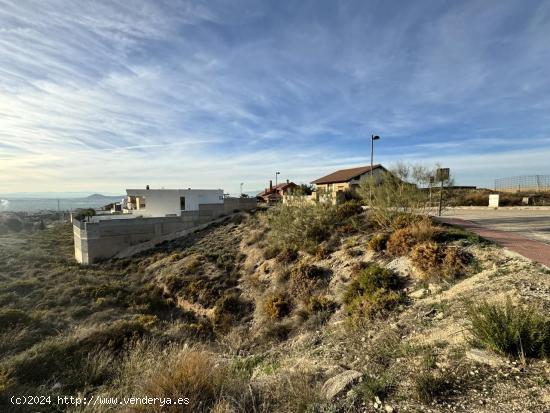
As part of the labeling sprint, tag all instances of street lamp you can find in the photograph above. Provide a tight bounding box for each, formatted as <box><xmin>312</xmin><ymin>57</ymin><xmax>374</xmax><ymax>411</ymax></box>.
<box><xmin>370</xmin><ymin>135</ymin><xmax>381</xmax><ymax>204</ymax></box>
<box><xmin>275</xmin><ymin>171</ymin><xmax>280</xmax><ymax>186</ymax></box>
<box><xmin>240</xmin><ymin>182</ymin><xmax>244</xmax><ymax>197</ymax></box>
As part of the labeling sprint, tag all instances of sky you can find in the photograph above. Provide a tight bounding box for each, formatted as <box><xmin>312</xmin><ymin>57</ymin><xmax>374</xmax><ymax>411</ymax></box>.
<box><xmin>1</xmin><ymin>0</ymin><xmax>550</xmax><ymax>195</ymax></box>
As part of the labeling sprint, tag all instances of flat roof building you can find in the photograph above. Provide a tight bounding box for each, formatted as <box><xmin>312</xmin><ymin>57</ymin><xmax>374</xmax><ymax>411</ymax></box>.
<box><xmin>125</xmin><ymin>188</ymin><xmax>224</xmax><ymax>217</ymax></box>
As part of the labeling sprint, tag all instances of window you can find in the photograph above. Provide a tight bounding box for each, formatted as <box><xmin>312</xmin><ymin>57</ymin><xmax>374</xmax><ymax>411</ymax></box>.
<box><xmin>180</xmin><ymin>196</ymin><xmax>186</xmax><ymax>211</ymax></box>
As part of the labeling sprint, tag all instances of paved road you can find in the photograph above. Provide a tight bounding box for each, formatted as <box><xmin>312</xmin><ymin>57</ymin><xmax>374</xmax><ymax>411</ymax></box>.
<box><xmin>440</xmin><ymin>208</ymin><xmax>550</xmax><ymax>245</ymax></box>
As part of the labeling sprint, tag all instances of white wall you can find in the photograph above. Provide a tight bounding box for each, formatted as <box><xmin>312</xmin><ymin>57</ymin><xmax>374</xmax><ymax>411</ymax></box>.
<box><xmin>126</xmin><ymin>189</ymin><xmax>223</xmax><ymax>217</ymax></box>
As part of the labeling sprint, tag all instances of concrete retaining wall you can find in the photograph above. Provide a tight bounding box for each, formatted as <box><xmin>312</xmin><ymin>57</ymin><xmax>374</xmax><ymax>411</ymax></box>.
<box><xmin>74</xmin><ymin>198</ymin><xmax>256</xmax><ymax>264</ymax></box>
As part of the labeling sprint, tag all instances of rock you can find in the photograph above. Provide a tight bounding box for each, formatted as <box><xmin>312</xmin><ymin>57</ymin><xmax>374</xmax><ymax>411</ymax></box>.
<box><xmin>321</xmin><ymin>370</ymin><xmax>362</xmax><ymax>400</ymax></box>
<box><xmin>466</xmin><ymin>349</ymin><xmax>506</xmax><ymax>368</ymax></box>
<box><xmin>385</xmin><ymin>405</ymin><xmax>395</xmax><ymax>413</ymax></box>
<box><xmin>410</xmin><ymin>289</ymin><xmax>426</xmax><ymax>299</ymax></box>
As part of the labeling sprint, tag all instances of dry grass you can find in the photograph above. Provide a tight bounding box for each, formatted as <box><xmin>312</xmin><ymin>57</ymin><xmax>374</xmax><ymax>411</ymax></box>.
<box><xmin>410</xmin><ymin>242</ymin><xmax>470</xmax><ymax>281</ymax></box>
<box><xmin>387</xmin><ymin>220</ymin><xmax>440</xmax><ymax>257</ymax></box>
<box><xmin>261</xmin><ymin>292</ymin><xmax>292</xmax><ymax>320</ymax></box>
<box><xmin>289</xmin><ymin>261</ymin><xmax>327</xmax><ymax>297</ymax></box>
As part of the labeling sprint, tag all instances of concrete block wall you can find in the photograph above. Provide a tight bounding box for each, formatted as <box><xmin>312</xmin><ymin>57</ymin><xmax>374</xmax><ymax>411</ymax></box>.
<box><xmin>74</xmin><ymin>198</ymin><xmax>256</xmax><ymax>264</ymax></box>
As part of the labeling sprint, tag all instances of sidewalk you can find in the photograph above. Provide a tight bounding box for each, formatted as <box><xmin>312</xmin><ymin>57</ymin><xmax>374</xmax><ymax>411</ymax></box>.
<box><xmin>437</xmin><ymin>217</ymin><xmax>550</xmax><ymax>268</ymax></box>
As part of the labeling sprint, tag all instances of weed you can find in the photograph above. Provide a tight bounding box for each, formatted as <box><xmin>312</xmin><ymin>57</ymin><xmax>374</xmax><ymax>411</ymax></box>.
<box><xmin>467</xmin><ymin>298</ymin><xmax>550</xmax><ymax>358</ymax></box>
<box><xmin>356</xmin><ymin>372</ymin><xmax>396</xmax><ymax>400</ymax></box>
<box><xmin>262</xmin><ymin>292</ymin><xmax>292</xmax><ymax>320</ymax></box>
<box><xmin>212</xmin><ymin>292</ymin><xmax>253</xmax><ymax>333</ymax></box>
<box><xmin>343</xmin><ymin>264</ymin><xmax>404</xmax><ymax>319</ymax></box>
<box><xmin>367</xmin><ymin>233</ymin><xmax>388</xmax><ymax>252</ymax></box>
<box><xmin>275</xmin><ymin>247</ymin><xmax>299</xmax><ymax>264</ymax></box>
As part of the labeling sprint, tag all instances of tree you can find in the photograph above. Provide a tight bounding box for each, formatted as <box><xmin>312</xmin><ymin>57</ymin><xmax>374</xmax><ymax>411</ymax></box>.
<box><xmin>358</xmin><ymin>162</ymin><xmax>453</xmax><ymax>229</ymax></box>
<box><xmin>290</xmin><ymin>184</ymin><xmax>314</xmax><ymax>196</ymax></box>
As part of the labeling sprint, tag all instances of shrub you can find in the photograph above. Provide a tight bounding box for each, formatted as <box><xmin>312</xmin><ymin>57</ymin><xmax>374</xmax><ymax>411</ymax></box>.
<box><xmin>262</xmin><ymin>292</ymin><xmax>292</xmax><ymax>320</ymax></box>
<box><xmin>358</xmin><ymin>163</ymin><xmax>443</xmax><ymax>229</ymax></box>
<box><xmin>266</xmin><ymin>202</ymin><xmax>338</xmax><ymax>253</ymax></box>
<box><xmin>263</xmin><ymin>244</ymin><xmax>282</xmax><ymax>260</ymax></box>
<box><xmin>4</xmin><ymin>217</ymin><xmax>23</xmax><ymax>232</ymax></box>
<box><xmin>367</xmin><ymin>233</ymin><xmax>388</xmax><ymax>252</ymax></box>
<box><xmin>125</xmin><ymin>347</ymin><xmax>261</xmax><ymax>413</ymax></box>
<box><xmin>391</xmin><ymin>213</ymin><xmax>421</xmax><ymax>230</ymax></box>
<box><xmin>343</xmin><ymin>264</ymin><xmax>404</xmax><ymax>319</ymax></box>
<box><xmin>356</xmin><ymin>372</ymin><xmax>396</xmax><ymax>401</ymax></box>
<box><xmin>305</xmin><ymin>294</ymin><xmax>336</xmax><ymax>314</ymax></box>
<box><xmin>314</xmin><ymin>242</ymin><xmax>332</xmax><ymax>259</ymax></box>
<box><xmin>275</xmin><ymin>247</ymin><xmax>299</xmax><ymax>264</ymax></box>
<box><xmin>386</xmin><ymin>227</ymin><xmax>417</xmax><ymax>256</ymax></box>
<box><xmin>212</xmin><ymin>293</ymin><xmax>252</xmax><ymax>333</ymax></box>
<box><xmin>410</xmin><ymin>242</ymin><xmax>470</xmax><ymax>281</ymax></box>
<box><xmin>386</xmin><ymin>220</ymin><xmax>440</xmax><ymax>257</ymax></box>
<box><xmin>467</xmin><ymin>299</ymin><xmax>550</xmax><ymax>358</ymax></box>
<box><xmin>335</xmin><ymin>200</ymin><xmax>364</xmax><ymax>221</ymax></box>
<box><xmin>413</xmin><ymin>369</ymin><xmax>447</xmax><ymax>403</ymax></box>
<box><xmin>0</xmin><ymin>309</ymin><xmax>33</xmax><ymax>332</ymax></box>
<box><xmin>289</xmin><ymin>262</ymin><xmax>326</xmax><ymax>296</ymax></box>
<box><xmin>73</xmin><ymin>208</ymin><xmax>96</xmax><ymax>221</ymax></box>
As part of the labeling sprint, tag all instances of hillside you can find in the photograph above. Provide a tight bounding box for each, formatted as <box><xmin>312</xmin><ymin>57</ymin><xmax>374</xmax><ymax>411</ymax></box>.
<box><xmin>0</xmin><ymin>205</ymin><xmax>549</xmax><ymax>412</ymax></box>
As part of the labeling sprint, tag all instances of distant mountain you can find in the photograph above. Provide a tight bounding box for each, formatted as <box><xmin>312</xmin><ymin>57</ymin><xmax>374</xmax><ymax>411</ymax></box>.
<box><xmin>84</xmin><ymin>194</ymin><xmax>123</xmax><ymax>200</ymax></box>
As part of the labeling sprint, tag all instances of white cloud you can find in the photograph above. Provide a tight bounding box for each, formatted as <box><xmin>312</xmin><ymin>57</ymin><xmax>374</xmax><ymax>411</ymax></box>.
<box><xmin>1</xmin><ymin>0</ymin><xmax>549</xmax><ymax>194</ymax></box>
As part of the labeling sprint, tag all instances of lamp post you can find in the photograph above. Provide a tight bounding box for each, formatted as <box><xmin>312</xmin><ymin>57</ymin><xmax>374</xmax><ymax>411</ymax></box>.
<box><xmin>275</xmin><ymin>171</ymin><xmax>280</xmax><ymax>187</ymax></box>
<box><xmin>370</xmin><ymin>135</ymin><xmax>380</xmax><ymax>205</ymax></box>
<box><xmin>240</xmin><ymin>182</ymin><xmax>244</xmax><ymax>197</ymax></box>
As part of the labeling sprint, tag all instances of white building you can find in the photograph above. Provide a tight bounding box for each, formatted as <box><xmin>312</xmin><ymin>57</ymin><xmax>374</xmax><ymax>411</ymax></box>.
<box><xmin>125</xmin><ymin>188</ymin><xmax>224</xmax><ymax>217</ymax></box>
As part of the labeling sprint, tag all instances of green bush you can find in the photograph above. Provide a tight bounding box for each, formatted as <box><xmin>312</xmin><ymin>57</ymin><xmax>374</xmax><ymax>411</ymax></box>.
<box><xmin>343</xmin><ymin>264</ymin><xmax>404</xmax><ymax>319</ymax></box>
<box><xmin>467</xmin><ymin>299</ymin><xmax>550</xmax><ymax>358</ymax></box>
<box><xmin>335</xmin><ymin>200</ymin><xmax>364</xmax><ymax>221</ymax></box>
<box><xmin>73</xmin><ymin>208</ymin><xmax>96</xmax><ymax>221</ymax></box>
<box><xmin>266</xmin><ymin>202</ymin><xmax>338</xmax><ymax>253</ymax></box>
<box><xmin>356</xmin><ymin>372</ymin><xmax>396</xmax><ymax>401</ymax></box>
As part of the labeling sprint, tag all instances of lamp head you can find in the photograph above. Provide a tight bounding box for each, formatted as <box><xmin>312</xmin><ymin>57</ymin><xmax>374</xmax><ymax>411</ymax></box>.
<box><xmin>372</xmin><ymin>135</ymin><xmax>380</xmax><ymax>140</ymax></box>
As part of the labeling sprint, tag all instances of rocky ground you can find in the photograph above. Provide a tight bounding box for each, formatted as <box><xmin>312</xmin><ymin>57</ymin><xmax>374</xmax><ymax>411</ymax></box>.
<box><xmin>1</xmin><ymin>209</ymin><xmax>549</xmax><ymax>412</ymax></box>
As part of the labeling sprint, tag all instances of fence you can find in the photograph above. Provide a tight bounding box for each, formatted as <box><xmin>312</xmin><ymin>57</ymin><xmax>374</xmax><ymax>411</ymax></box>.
<box><xmin>494</xmin><ymin>175</ymin><xmax>550</xmax><ymax>193</ymax></box>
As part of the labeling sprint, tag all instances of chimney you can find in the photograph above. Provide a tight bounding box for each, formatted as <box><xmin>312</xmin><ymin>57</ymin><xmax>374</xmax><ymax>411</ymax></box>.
<box><xmin>146</xmin><ymin>185</ymin><xmax>150</xmax><ymax>190</ymax></box>
<box><xmin>286</xmin><ymin>179</ymin><xmax>289</xmax><ymax>184</ymax></box>
<box><xmin>269</xmin><ymin>180</ymin><xmax>273</xmax><ymax>191</ymax></box>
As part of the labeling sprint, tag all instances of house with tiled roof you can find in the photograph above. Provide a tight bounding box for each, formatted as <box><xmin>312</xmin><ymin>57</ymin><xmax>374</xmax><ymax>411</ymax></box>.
<box><xmin>311</xmin><ymin>164</ymin><xmax>387</xmax><ymax>197</ymax></box>
<box><xmin>257</xmin><ymin>180</ymin><xmax>298</xmax><ymax>204</ymax></box>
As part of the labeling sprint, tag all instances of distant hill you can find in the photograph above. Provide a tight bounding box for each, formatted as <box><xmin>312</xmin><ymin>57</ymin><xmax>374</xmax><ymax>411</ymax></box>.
<box><xmin>84</xmin><ymin>194</ymin><xmax>123</xmax><ymax>200</ymax></box>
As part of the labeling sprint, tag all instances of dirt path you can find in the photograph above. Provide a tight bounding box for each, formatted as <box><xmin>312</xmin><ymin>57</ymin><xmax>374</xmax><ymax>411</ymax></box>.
<box><xmin>437</xmin><ymin>217</ymin><xmax>550</xmax><ymax>267</ymax></box>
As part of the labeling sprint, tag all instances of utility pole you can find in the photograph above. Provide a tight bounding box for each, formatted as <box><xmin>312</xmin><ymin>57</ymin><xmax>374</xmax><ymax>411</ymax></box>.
<box><xmin>436</xmin><ymin>168</ymin><xmax>449</xmax><ymax>217</ymax></box>
<box><xmin>369</xmin><ymin>135</ymin><xmax>380</xmax><ymax>205</ymax></box>
<box><xmin>240</xmin><ymin>182</ymin><xmax>243</xmax><ymax>197</ymax></box>
<box><xmin>275</xmin><ymin>171</ymin><xmax>280</xmax><ymax>187</ymax></box>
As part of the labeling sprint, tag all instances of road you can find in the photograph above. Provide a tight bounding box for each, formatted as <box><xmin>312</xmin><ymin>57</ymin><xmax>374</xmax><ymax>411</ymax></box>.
<box><xmin>440</xmin><ymin>208</ymin><xmax>550</xmax><ymax>245</ymax></box>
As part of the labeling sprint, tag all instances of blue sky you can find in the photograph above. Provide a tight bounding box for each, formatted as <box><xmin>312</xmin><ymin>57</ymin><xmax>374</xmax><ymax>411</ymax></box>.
<box><xmin>1</xmin><ymin>0</ymin><xmax>549</xmax><ymax>195</ymax></box>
